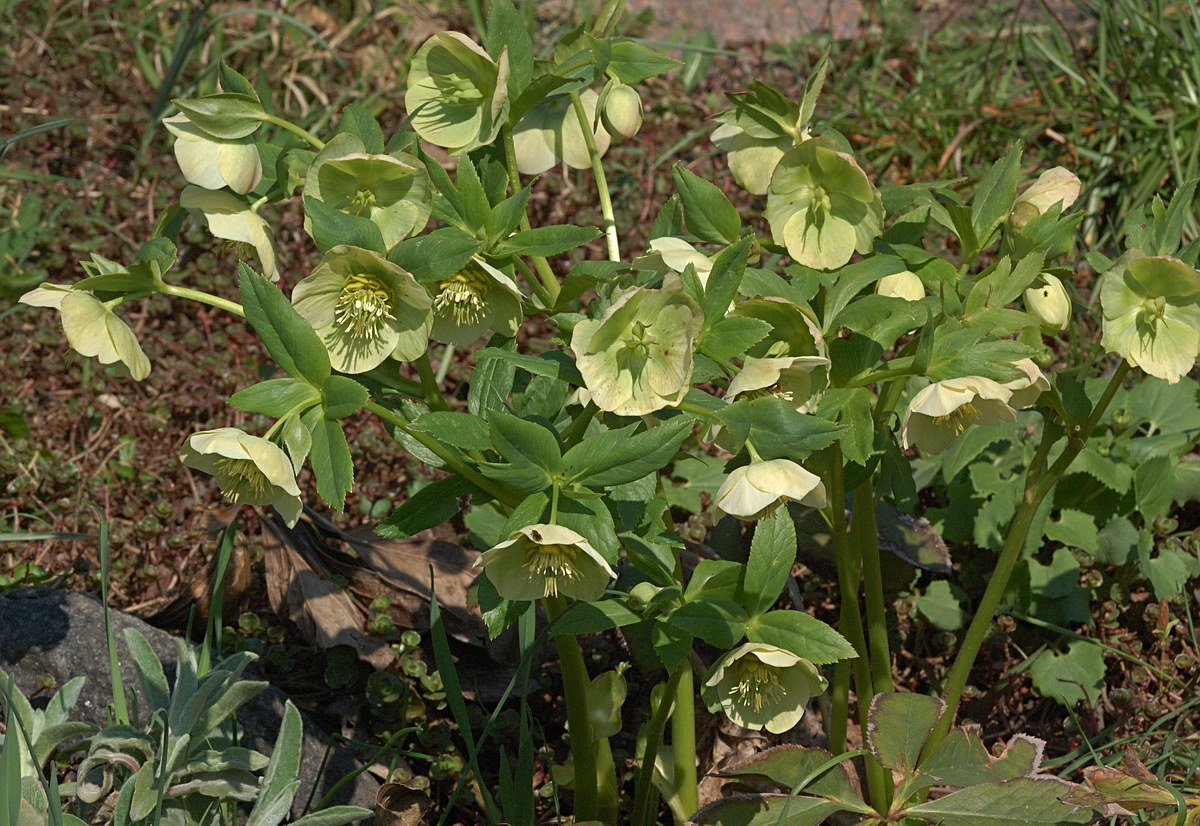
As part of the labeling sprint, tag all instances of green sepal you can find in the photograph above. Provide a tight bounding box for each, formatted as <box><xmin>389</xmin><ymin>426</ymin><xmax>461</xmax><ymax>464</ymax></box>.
<box><xmin>172</xmin><ymin>93</ymin><xmax>266</xmax><ymax>140</ymax></box>
<box><xmin>230</xmin><ymin>378</ymin><xmax>321</xmax><ymax>417</ymax></box>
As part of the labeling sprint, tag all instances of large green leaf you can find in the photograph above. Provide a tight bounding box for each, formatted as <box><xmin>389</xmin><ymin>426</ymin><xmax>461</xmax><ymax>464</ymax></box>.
<box><xmin>868</xmin><ymin>692</ymin><xmax>945</xmax><ymax>773</ymax></box>
<box><xmin>239</xmin><ymin>265</ymin><xmax>331</xmax><ymax>385</ymax></box>
<box><xmin>562</xmin><ymin>417</ymin><xmax>693</xmax><ymax>488</ymax></box>
<box><xmin>673</xmin><ymin>165</ymin><xmax>741</xmax><ymax>244</ymax></box>
<box><xmin>745</xmin><ymin>610</ymin><xmax>856</xmax><ymax>665</ymax></box>
<box><xmin>307</xmin><ymin>412</ymin><xmax>354</xmax><ymax>510</ymax></box>
<box><xmin>719</xmin><ymin>397</ymin><xmax>845</xmax><ymax>460</ymax></box>
<box><xmin>739</xmin><ymin>509</ymin><xmax>797</xmax><ymax>618</ymax></box>
<box><xmin>378</xmin><ymin>475</ymin><xmax>479</xmax><ymax>539</ymax></box>
<box><xmin>905</xmin><ymin>777</ymin><xmax>1091</xmax><ymax>825</ymax></box>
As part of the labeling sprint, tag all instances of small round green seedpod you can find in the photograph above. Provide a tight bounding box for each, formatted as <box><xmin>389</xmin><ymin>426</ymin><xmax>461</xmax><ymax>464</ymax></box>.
<box><xmin>1023</xmin><ymin>274</ymin><xmax>1071</xmax><ymax>333</ymax></box>
<box><xmin>600</xmin><ymin>81</ymin><xmax>643</xmax><ymax>139</ymax></box>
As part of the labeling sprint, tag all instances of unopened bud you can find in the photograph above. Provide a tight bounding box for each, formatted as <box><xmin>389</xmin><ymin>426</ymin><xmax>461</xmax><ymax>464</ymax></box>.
<box><xmin>1010</xmin><ymin>167</ymin><xmax>1081</xmax><ymax>231</ymax></box>
<box><xmin>627</xmin><ymin>581</ymin><xmax>662</xmax><ymax>612</ymax></box>
<box><xmin>1024</xmin><ymin>274</ymin><xmax>1071</xmax><ymax>333</ymax></box>
<box><xmin>600</xmin><ymin>82</ymin><xmax>643</xmax><ymax>139</ymax></box>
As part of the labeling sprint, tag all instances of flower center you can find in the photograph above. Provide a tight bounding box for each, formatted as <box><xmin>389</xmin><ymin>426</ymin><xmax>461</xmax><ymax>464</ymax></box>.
<box><xmin>212</xmin><ymin>457</ymin><xmax>272</xmax><ymax>503</ymax></box>
<box><xmin>522</xmin><ymin>542</ymin><xmax>581</xmax><ymax>598</ymax></box>
<box><xmin>435</xmin><ymin>265</ymin><xmax>492</xmax><ymax>326</ymax></box>
<box><xmin>438</xmin><ymin>75</ymin><xmax>485</xmax><ymax>105</ymax></box>
<box><xmin>810</xmin><ymin>185</ymin><xmax>832</xmax><ymax>213</ymax></box>
<box><xmin>729</xmin><ymin>658</ymin><xmax>786</xmax><ymax>712</ymax></box>
<box><xmin>1140</xmin><ymin>295</ymin><xmax>1168</xmax><ymax>323</ymax></box>
<box><xmin>932</xmin><ymin>402</ymin><xmax>985</xmax><ymax>435</ymax></box>
<box><xmin>334</xmin><ymin>274</ymin><xmax>394</xmax><ymax>339</ymax></box>
<box><xmin>348</xmin><ymin>188</ymin><xmax>377</xmax><ymax>214</ymax></box>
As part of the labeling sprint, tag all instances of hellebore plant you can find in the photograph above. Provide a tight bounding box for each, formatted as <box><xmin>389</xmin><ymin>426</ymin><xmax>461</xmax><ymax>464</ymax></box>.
<box><xmin>17</xmin><ymin>4</ymin><xmax>1200</xmax><ymax>826</ymax></box>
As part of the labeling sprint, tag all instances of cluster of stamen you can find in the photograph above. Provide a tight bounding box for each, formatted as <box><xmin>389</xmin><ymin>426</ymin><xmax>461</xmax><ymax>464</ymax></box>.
<box><xmin>729</xmin><ymin>658</ymin><xmax>786</xmax><ymax>712</ymax></box>
<box><xmin>932</xmin><ymin>402</ymin><xmax>985</xmax><ymax>436</ymax></box>
<box><xmin>334</xmin><ymin>274</ymin><xmax>394</xmax><ymax>339</ymax></box>
<box><xmin>1141</xmin><ymin>296</ymin><xmax>1168</xmax><ymax>324</ymax></box>
<box><xmin>347</xmin><ymin>188</ymin><xmax>378</xmax><ymax>215</ymax></box>
<box><xmin>213</xmin><ymin>457</ymin><xmax>271</xmax><ymax>503</ymax></box>
<box><xmin>435</xmin><ymin>267</ymin><xmax>492</xmax><ymax>326</ymax></box>
<box><xmin>523</xmin><ymin>541</ymin><xmax>581</xmax><ymax>598</ymax></box>
<box><xmin>437</xmin><ymin>75</ymin><xmax>484</xmax><ymax>104</ymax></box>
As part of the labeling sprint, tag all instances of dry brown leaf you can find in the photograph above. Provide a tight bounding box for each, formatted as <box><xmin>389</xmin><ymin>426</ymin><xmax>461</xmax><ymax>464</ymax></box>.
<box><xmin>375</xmin><ymin>783</ymin><xmax>431</xmax><ymax>826</ymax></box>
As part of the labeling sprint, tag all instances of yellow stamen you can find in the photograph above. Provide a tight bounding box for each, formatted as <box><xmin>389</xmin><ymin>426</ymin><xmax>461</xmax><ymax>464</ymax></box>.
<box><xmin>522</xmin><ymin>542</ymin><xmax>581</xmax><ymax>599</ymax></box>
<box><xmin>334</xmin><ymin>273</ymin><xmax>394</xmax><ymax>339</ymax></box>
<box><xmin>213</xmin><ymin>457</ymin><xmax>272</xmax><ymax>503</ymax></box>
<box><xmin>932</xmin><ymin>402</ymin><xmax>985</xmax><ymax>435</ymax></box>
<box><xmin>729</xmin><ymin>658</ymin><xmax>786</xmax><ymax>712</ymax></box>
<box><xmin>435</xmin><ymin>265</ymin><xmax>492</xmax><ymax>326</ymax></box>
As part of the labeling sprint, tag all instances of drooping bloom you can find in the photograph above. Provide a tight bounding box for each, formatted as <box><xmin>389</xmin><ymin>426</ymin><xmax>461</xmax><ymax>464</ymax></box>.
<box><xmin>599</xmin><ymin>81</ymin><xmax>643</xmax><ymax>139</ymax></box>
<box><xmin>511</xmin><ymin>89</ymin><xmax>611</xmax><ymax>175</ymax></box>
<box><xmin>726</xmin><ymin>356</ymin><xmax>830</xmax><ymax>412</ymax></box>
<box><xmin>1010</xmin><ymin>167</ymin><xmax>1081</xmax><ymax>232</ymax></box>
<box><xmin>404</xmin><ymin>32</ymin><xmax>509</xmax><ymax>154</ymax></box>
<box><xmin>429</xmin><ymin>257</ymin><xmax>523</xmax><ymax>346</ymax></box>
<box><xmin>732</xmin><ymin>297</ymin><xmax>826</xmax><ymax>361</ymax></box>
<box><xmin>180</xmin><ymin>186</ymin><xmax>278</xmax><ymax>281</ymax></box>
<box><xmin>638</xmin><ymin>237</ymin><xmax>714</xmax><ymax>284</ymax></box>
<box><xmin>163</xmin><ymin>113</ymin><xmax>262</xmax><ymax>195</ymax></box>
<box><xmin>180</xmin><ymin>428</ymin><xmax>302</xmax><ymax>527</ymax></box>
<box><xmin>702</xmin><ymin>643</ymin><xmax>827</xmax><ymax>733</ymax></box>
<box><xmin>475</xmin><ymin>524</ymin><xmax>616</xmax><ymax>602</ymax></box>
<box><xmin>1100</xmin><ymin>254</ymin><xmax>1200</xmax><ymax>384</ymax></box>
<box><xmin>876</xmin><ymin>270</ymin><xmax>926</xmax><ymax>302</ymax></box>
<box><xmin>1023</xmin><ymin>274</ymin><xmax>1071</xmax><ymax>333</ymax></box>
<box><xmin>1004</xmin><ymin>359</ymin><xmax>1051</xmax><ymax>409</ymax></box>
<box><xmin>571</xmin><ymin>282</ymin><xmax>703</xmax><ymax>416</ymax></box>
<box><xmin>712</xmin><ymin>122</ymin><xmax>793</xmax><ymax>196</ymax></box>
<box><xmin>715</xmin><ymin>459</ymin><xmax>827</xmax><ymax>519</ymax></box>
<box><xmin>306</xmin><ymin>134</ymin><xmax>431</xmax><ymax>248</ymax></box>
<box><xmin>291</xmin><ymin>245</ymin><xmax>432</xmax><ymax>373</ymax></box>
<box><xmin>901</xmin><ymin>376</ymin><xmax>1016</xmax><ymax>454</ymax></box>
<box><xmin>21</xmin><ymin>285</ymin><xmax>151</xmax><ymax>380</ymax></box>
<box><xmin>765</xmin><ymin>140</ymin><xmax>884</xmax><ymax>270</ymax></box>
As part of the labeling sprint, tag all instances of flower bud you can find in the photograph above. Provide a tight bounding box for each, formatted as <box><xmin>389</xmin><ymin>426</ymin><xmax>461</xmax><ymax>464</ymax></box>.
<box><xmin>1010</xmin><ymin>167</ymin><xmax>1081</xmax><ymax>231</ymax></box>
<box><xmin>1023</xmin><ymin>274</ymin><xmax>1071</xmax><ymax>333</ymax></box>
<box><xmin>627</xmin><ymin>581</ymin><xmax>663</xmax><ymax>612</ymax></box>
<box><xmin>600</xmin><ymin>82</ymin><xmax>643</xmax><ymax>139</ymax></box>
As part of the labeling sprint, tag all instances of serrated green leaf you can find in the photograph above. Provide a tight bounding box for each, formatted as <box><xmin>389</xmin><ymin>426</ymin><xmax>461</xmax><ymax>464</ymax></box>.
<box><xmin>239</xmin><ymin>264</ymin><xmax>331</xmax><ymax>384</ymax></box>
<box><xmin>608</xmin><ymin>40</ymin><xmax>682</xmax><ymax>84</ymax></box>
<box><xmin>307</xmin><ymin>412</ymin><xmax>353</xmax><ymax>510</ymax></box>
<box><xmin>1043</xmin><ymin>510</ymin><xmax>1098</xmax><ymax>555</ymax></box>
<box><xmin>488</xmin><ymin>410</ymin><xmax>562</xmax><ymax>472</ymax></box>
<box><xmin>740</xmin><ymin>509</ymin><xmax>797</xmax><ymax>617</ymax></box>
<box><xmin>173</xmin><ymin>93</ymin><xmax>265</xmax><ymax>139</ymax></box>
<box><xmin>869</xmin><ymin>692</ymin><xmax>945</xmax><ymax>773</ymax></box>
<box><xmin>690</xmin><ymin>794</ymin><xmax>845</xmax><ymax>826</ymax></box>
<box><xmin>321</xmin><ymin>375</ymin><xmax>369</xmax><ymax>419</ymax></box>
<box><xmin>230</xmin><ymin>378</ymin><xmax>321</xmax><ymax>418</ymax></box>
<box><xmin>469</xmin><ymin>336</ymin><xmax>519</xmax><ymax>417</ymax></box>
<box><xmin>745</xmin><ymin>610</ymin><xmax>856</xmax><ymax>664</ymax></box>
<box><xmin>673</xmin><ymin>165</ymin><xmax>741</xmax><ymax>244</ymax></box>
<box><xmin>719</xmin><ymin>397</ymin><xmax>845</xmax><ymax>460</ymax></box>
<box><xmin>1135</xmin><ymin>455</ymin><xmax>1176</xmax><ymax>520</ymax></box>
<box><xmin>905</xmin><ymin>777</ymin><xmax>1091</xmax><ymax>825</ymax></box>
<box><xmin>971</xmin><ymin>142</ymin><xmax>1022</xmax><ymax>242</ymax></box>
<box><xmin>387</xmin><ymin>227</ymin><xmax>481</xmax><ymax>283</ymax></box>
<box><xmin>554</xmin><ymin>599</ymin><xmax>643</xmax><ymax>635</ymax></box>
<box><xmin>699</xmin><ymin>316</ymin><xmax>773</xmax><ymax>361</ymax></box>
<box><xmin>339</xmin><ymin>103</ymin><xmax>385</xmax><ymax>153</ymax></box>
<box><xmin>495</xmin><ymin>224</ymin><xmax>600</xmax><ymax>257</ymax></box>
<box><xmin>409</xmin><ymin>411</ymin><xmax>491</xmax><ymax>452</ymax></box>
<box><xmin>701</xmin><ymin>236</ymin><xmax>752</xmax><ymax>327</ymax></box>
<box><xmin>304</xmin><ymin>195</ymin><xmax>387</xmax><ymax>253</ymax></box>
<box><xmin>562</xmin><ymin>417</ymin><xmax>693</xmax><ymax>488</ymax></box>
<box><xmin>665</xmin><ymin>598</ymin><xmax>747</xmax><ymax>648</ymax></box>
<box><xmin>378</xmin><ymin>475</ymin><xmax>478</xmax><ymax>538</ymax></box>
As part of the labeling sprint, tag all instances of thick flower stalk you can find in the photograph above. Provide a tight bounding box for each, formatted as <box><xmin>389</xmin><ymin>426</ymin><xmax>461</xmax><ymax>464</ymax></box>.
<box><xmin>715</xmin><ymin>458</ymin><xmax>828</xmax><ymax>519</ymax></box>
<box><xmin>571</xmin><ymin>282</ymin><xmax>703</xmax><ymax>416</ymax></box>
<box><xmin>306</xmin><ymin>134</ymin><xmax>431</xmax><ymax>248</ymax></box>
<box><xmin>404</xmin><ymin>32</ymin><xmax>509</xmax><ymax>154</ymax></box>
<box><xmin>291</xmin><ymin>245</ymin><xmax>432</xmax><ymax>373</ymax></box>
<box><xmin>429</xmin><ymin>257</ymin><xmax>523</xmax><ymax>346</ymax></box>
<box><xmin>765</xmin><ymin>140</ymin><xmax>884</xmax><ymax>270</ymax></box>
<box><xmin>1099</xmin><ymin>254</ymin><xmax>1200</xmax><ymax>384</ymax></box>
<box><xmin>180</xmin><ymin>428</ymin><xmax>302</xmax><ymax>527</ymax></box>
<box><xmin>901</xmin><ymin>376</ymin><xmax>1017</xmax><ymax>454</ymax></box>
<box><xmin>163</xmin><ymin>112</ymin><xmax>262</xmax><ymax>194</ymax></box>
<box><xmin>476</xmin><ymin>524</ymin><xmax>616</xmax><ymax>602</ymax></box>
<box><xmin>20</xmin><ymin>284</ymin><xmax>151</xmax><ymax>380</ymax></box>
<box><xmin>702</xmin><ymin>643</ymin><xmax>827</xmax><ymax>733</ymax></box>
<box><xmin>180</xmin><ymin>186</ymin><xmax>277</xmax><ymax>281</ymax></box>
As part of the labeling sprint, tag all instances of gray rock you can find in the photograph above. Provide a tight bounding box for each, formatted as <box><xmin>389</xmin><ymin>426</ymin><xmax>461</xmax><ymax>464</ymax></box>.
<box><xmin>0</xmin><ymin>587</ymin><xmax>378</xmax><ymax>820</ymax></box>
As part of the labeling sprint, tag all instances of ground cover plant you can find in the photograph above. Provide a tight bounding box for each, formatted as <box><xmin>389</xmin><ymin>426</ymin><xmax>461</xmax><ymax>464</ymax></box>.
<box><xmin>3</xmin><ymin>0</ymin><xmax>1200</xmax><ymax>824</ymax></box>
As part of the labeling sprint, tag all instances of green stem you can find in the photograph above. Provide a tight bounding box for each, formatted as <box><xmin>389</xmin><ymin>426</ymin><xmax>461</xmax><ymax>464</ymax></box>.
<box><xmin>828</xmin><ymin>661</ymin><xmax>851</xmax><ymax>753</ymax></box>
<box><xmin>545</xmin><ymin>596</ymin><xmax>600</xmax><ymax>823</ymax></box>
<box><xmin>160</xmin><ymin>285</ymin><xmax>245</xmax><ymax>318</ymax></box>
<box><xmin>569</xmin><ymin>91</ymin><xmax>620</xmax><ymax>262</ymax></box>
<box><xmin>852</xmin><ymin>477</ymin><xmax>892</xmax><ymax>699</ymax></box>
<box><xmin>632</xmin><ymin>667</ymin><xmax>685</xmax><ymax>826</ymax></box>
<box><xmin>671</xmin><ymin>665</ymin><xmax>699</xmax><ymax>821</ymax></box>
<box><xmin>415</xmin><ymin>352</ymin><xmax>450</xmax><ymax>412</ymax></box>
<box><xmin>825</xmin><ymin>450</ymin><xmax>889</xmax><ymax>811</ymax></box>
<box><xmin>922</xmin><ymin>361</ymin><xmax>1131</xmax><ymax>756</ymax></box>
<box><xmin>364</xmin><ymin>401</ymin><xmax>519</xmax><ymax>507</ymax></box>
<box><xmin>434</xmin><ymin>344</ymin><xmax>455</xmax><ymax>385</ymax></box>
<box><xmin>849</xmin><ymin>357</ymin><xmax>917</xmax><ymax>388</ymax></box>
<box><xmin>673</xmin><ymin>401</ymin><xmax>722</xmax><ymax>423</ymax></box>
<box><xmin>262</xmin><ymin>113</ymin><xmax>325</xmax><ymax>150</ymax></box>
<box><xmin>501</xmin><ymin>125</ymin><xmax>561</xmax><ymax>305</ymax></box>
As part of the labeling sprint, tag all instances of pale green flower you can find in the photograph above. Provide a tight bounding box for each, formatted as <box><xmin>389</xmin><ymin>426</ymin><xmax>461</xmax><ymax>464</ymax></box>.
<box><xmin>1010</xmin><ymin>167</ymin><xmax>1081</xmax><ymax>232</ymax></box>
<box><xmin>306</xmin><ymin>133</ymin><xmax>431</xmax><ymax>248</ymax></box>
<box><xmin>901</xmin><ymin>376</ymin><xmax>1016</xmax><ymax>455</ymax></box>
<box><xmin>475</xmin><ymin>523</ymin><xmax>616</xmax><ymax>602</ymax></box>
<box><xmin>726</xmin><ymin>356</ymin><xmax>830</xmax><ymax>412</ymax></box>
<box><xmin>599</xmin><ymin>81</ymin><xmax>643</xmax><ymax>139</ymax></box>
<box><xmin>21</xmin><ymin>284</ymin><xmax>150</xmax><ymax>380</ymax></box>
<box><xmin>571</xmin><ymin>282</ymin><xmax>703</xmax><ymax>416</ymax></box>
<box><xmin>1100</xmin><ymin>254</ymin><xmax>1200</xmax><ymax>384</ymax></box>
<box><xmin>702</xmin><ymin>643</ymin><xmax>827</xmax><ymax>733</ymax></box>
<box><xmin>430</xmin><ymin>257</ymin><xmax>523</xmax><ymax>346</ymax></box>
<box><xmin>163</xmin><ymin>113</ymin><xmax>262</xmax><ymax>195</ymax></box>
<box><xmin>732</xmin><ymin>297</ymin><xmax>826</xmax><ymax>360</ymax></box>
<box><xmin>1023</xmin><ymin>274</ymin><xmax>1071</xmax><ymax>333</ymax></box>
<box><xmin>711</xmin><ymin>122</ymin><xmax>793</xmax><ymax>196</ymax></box>
<box><xmin>180</xmin><ymin>186</ymin><xmax>277</xmax><ymax>281</ymax></box>
<box><xmin>291</xmin><ymin>245</ymin><xmax>432</xmax><ymax>373</ymax></box>
<box><xmin>715</xmin><ymin>459</ymin><xmax>827</xmax><ymax>519</ymax></box>
<box><xmin>404</xmin><ymin>32</ymin><xmax>509</xmax><ymax>153</ymax></box>
<box><xmin>765</xmin><ymin>140</ymin><xmax>884</xmax><ymax>270</ymax></box>
<box><xmin>180</xmin><ymin>428</ymin><xmax>302</xmax><ymax>527</ymax></box>
<box><xmin>876</xmin><ymin>270</ymin><xmax>926</xmax><ymax>302</ymax></box>
<box><xmin>1004</xmin><ymin>358</ymin><xmax>1050</xmax><ymax>409</ymax></box>
<box><xmin>511</xmin><ymin>89</ymin><xmax>610</xmax><ymax>175</ymax></box>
